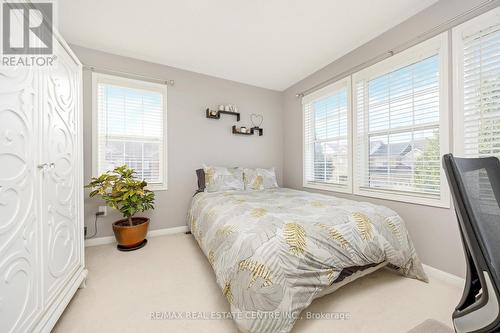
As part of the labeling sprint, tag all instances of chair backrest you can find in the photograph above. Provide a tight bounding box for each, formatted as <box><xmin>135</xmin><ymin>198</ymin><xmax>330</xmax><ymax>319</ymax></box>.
<box><xmin>442</xmin><ymin>154</ymin><xmax>500</xmax><ymax>333</ymax></box>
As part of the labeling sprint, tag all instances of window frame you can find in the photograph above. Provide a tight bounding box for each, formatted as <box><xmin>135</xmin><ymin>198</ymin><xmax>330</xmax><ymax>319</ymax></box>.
<box><xmin>452</xmin><ymin>7</ymin><xmax>500</xmax><ymax>157</ymax></box>
<box><xmin>302</xmin><ymin>76</ymin><xmax>353</xmax><ymax>194</ymax></box>
<box><xmin>352</xmin><ymin>32</ymin><xmax>450</xmax><ymax>208</ymax></box>
<box><xmin>91</xmin><ymin>72</ymin><xmax>168</xmax><ymax>191</ymax></box>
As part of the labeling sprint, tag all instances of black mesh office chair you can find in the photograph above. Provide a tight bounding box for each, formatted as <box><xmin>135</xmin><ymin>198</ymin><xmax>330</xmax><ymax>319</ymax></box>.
<box><xmin>443</xmin><ymin>154</ymin><xmax>500</xmax><ymax>333</ymax></box>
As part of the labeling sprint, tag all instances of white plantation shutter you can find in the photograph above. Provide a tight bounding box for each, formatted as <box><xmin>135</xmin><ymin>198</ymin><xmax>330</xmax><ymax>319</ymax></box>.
<box><xmin>93</xmin><ymin>73</ymin><xmax>167</xmax><ymax>190</ymax></box>
<box><xmin>353</xmin><ymin>33</ymin><xmax>449</xmax><ymax>206</ymax></box>
<box><xmin>303</xmin><ymin>77</ymin><xmax>351</xmax><ymax>192</ymax></box>
<box><xmin>454</xmin><ymin>7</ymin><xmax>500</xmax><ymax>158</ymax></box>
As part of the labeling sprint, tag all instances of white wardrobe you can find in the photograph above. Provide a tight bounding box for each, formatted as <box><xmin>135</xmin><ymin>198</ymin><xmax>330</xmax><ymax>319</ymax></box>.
<box><xmin>0</xmin><ymin>29</ymin><xmax>86</xmax><ymax>333</ymax></box>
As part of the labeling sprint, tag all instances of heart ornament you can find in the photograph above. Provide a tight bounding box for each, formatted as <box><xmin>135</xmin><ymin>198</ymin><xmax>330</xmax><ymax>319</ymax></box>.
<box><xmin>250</xmin><ymin>113</ymin><xmax>263</xmax><ymax>128</ymax></box>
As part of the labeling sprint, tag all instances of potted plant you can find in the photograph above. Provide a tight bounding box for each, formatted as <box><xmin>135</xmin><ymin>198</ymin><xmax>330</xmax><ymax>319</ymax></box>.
<box><xmin>85</xmin><ymin>165</ymin><xmax>155</xmax><ymax>251</ymax></box>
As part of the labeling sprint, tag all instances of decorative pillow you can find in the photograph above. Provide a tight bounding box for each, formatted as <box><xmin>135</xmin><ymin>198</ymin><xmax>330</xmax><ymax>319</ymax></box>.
<box><xmin>203</xmin><ymin>165</ymin><xmax>244</xmax><ymax>192</ymax></box>
<box><xmin>243</xmin><ymin>167</ymin><xmax>278</xmax><ymax>190</ymax></box>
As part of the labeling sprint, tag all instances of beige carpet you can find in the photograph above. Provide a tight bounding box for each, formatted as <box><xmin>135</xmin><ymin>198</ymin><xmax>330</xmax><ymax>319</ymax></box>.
<box><xmin>53</xmin><ymin>233</ymin><xmax>460</xmax><ymax>333</ymax></box>
<box><xmin>407</xmin><ymin>319</ymin><xmax>454</xmax><ymax>333</ymax></box>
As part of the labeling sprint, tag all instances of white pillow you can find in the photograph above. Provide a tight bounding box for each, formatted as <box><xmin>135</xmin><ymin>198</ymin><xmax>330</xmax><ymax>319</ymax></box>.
<box><xmin>243</xmin><ymin>167</ymin><xmax>278</xmax><ymax>190</ymax></box>
<box><xmin>203</xmin><ymin>165</ymin><xmax>244</xmax><ymax>192</ymax></box>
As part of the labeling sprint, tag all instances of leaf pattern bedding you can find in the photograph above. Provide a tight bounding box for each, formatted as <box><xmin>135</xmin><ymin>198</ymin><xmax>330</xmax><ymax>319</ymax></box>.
<box><xmin>187</xmin><ymin>188</ymin><xmax>427</xmax><ymax>333</ymax></box>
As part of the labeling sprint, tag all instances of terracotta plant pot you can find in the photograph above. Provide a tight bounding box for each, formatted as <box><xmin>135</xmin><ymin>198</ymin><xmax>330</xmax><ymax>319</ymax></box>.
<box><xmin>112</xmin><ymin>217</ymin><xmax>150</xmax><ymax>249</ymax></box>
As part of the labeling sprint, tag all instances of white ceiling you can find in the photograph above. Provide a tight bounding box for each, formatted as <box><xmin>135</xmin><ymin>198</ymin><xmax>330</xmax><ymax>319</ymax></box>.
<box><xmin>58</xmin><ymin>0</ymin><xmax>437</xmax><ymax>91</ymax></box>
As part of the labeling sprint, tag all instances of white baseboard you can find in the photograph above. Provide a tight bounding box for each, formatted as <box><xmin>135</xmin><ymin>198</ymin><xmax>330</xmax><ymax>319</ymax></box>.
<box><xmin>84</xmin><ymin>235</ymin><xmax>116</xmax><ymax>247</ymax></box>
<box><xmin>85</xmin><ymin>225</ymin><xmax>189</xmax><ymax>247</ymax></box>
<box><xmin>422</xmin><ymin>264</ymin><xmax>465</xmax><ymax>288</ymax></box>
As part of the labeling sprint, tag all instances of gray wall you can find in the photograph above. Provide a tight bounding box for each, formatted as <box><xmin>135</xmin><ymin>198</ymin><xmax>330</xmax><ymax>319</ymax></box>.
<box><xmin>73</xmin><ymin>45</ymin><xmax>283</xmax><ymax>238</ymax></box>
<box><xmin>282</xmin><ymin>0</ymin><xmax>499</xmax><ymax>278</ymax></box>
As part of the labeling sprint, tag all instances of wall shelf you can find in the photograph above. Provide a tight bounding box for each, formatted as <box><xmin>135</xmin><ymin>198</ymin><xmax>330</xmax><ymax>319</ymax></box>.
<box><xmin>232</xmin><ymin>125</ymin><xmax>263</xmax><ymax>136</ymax></box>
<box><xmin>206</xmin><ymin>108</ymin><xmax>240</xmax><ymax>121</ymax></box>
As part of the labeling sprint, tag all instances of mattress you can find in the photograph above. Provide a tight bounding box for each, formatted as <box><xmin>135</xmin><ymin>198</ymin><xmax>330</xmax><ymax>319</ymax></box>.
<box><xmin>187</xmin><ymin>188</ymin><xmax>427</xmax><ymax>333</ymax></box>
<box><xmin>317</xmin><ymin>261</ymin><xmax>388</xmax><ymax>298</ymax></box>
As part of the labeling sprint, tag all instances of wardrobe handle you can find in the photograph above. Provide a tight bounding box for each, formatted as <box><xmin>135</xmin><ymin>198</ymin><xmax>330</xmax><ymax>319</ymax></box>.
<box><xmin>38</xmin><ymin>163</ymin><xmax>55</xmax><ymax>170</ymax></box>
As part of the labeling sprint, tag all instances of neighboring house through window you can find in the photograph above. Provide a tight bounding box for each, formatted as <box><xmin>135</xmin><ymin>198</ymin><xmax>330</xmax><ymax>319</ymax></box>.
<box><xmin>92</xmin><ymin>73</ymin><xmax>168</xmax><ymax>191</ymax></box>
<box><xmin>302</xmin><ymin>33</ymin><xmax>450</xmax><ymax>207</ymax></box>
<box><xmin>353</xmin><ymin>33</ymin><xmax>449</xmax><ymax>207</ymax></box>
<box><xmin>303</xmin><ymin>77</ymin><xmax>352</xmax><ymax>193</ymax></box>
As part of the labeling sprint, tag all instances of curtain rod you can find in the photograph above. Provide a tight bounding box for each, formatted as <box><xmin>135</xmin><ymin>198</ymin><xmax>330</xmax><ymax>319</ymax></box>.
<box><xmin>296</xmin><ymin>0</ymin><xmax>497</xmax><ymax>98</ymax></box>
<box><xmin>83</xmin><ymin>65</ymin><xmax>175</xmax><ymax>86</ymax></box>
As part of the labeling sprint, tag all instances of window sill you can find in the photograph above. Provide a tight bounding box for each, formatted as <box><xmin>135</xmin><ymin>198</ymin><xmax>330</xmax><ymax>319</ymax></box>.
<box><xmin>354</xmin><ymin>187</ymin><xmax>450</xmax><ymax>209</ymax></box>
<box><xmin>147</xmin><ymin>184</ymin><xmax>168</xmax><ymax>192</ymax></box>
<box><xmin>303</xmin><ymin>182</ymin><xmax>352</xmax><ymax>194</ymax></box>
<box><xmin>302</xmin><ymin>181</ymin><xmax>450</xmax><ymax>208</ymax></box>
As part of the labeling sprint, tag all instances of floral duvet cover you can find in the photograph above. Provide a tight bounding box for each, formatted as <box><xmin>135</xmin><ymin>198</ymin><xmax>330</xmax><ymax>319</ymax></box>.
<box><xmin>187</xmin><ymin>188</ymin><xmax>427</xmax><ymax>333</ymax></box>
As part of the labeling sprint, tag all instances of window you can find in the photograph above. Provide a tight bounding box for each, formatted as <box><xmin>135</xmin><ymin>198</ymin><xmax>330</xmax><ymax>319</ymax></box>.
<box><xmin>303</xmin><ymin>77</ymin><xmax>351</xmax><ymax>192</ymax></box>
<box><xmin>453</xmin><ymin>7</ymin><xmax>500</xmax><ymax>158</ymax></box>
<box><xmin>302</xmin><ymin>34</ymin><xmax>449</xmax><ymax>206</ymax></box>
<box><xmin>353</xmin><ymin>33</ymin><xmax>449</xmax><ymax>207</ymax></box>
<box><xmin>92</xmin><ymin>73</ymin><xmax>168</xmax><ymax>191</ymax></box>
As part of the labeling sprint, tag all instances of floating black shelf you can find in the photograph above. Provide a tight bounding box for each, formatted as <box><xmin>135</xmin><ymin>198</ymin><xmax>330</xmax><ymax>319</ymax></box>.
<box><xmin>232</xmin><ymin>125</ymin><xmax>263</xmax><ymax>136</ymax></box>
<box><xmin>206</xmin><ymin>108</ymin><xmax>240</xmax><ymax>121</ymax></box>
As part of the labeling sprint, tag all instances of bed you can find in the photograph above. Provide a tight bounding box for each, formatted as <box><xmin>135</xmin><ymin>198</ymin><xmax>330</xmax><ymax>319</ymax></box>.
<box><xmin>187</xmin><ymin>183</ymin><xmax>427</xmax><ymax>333</ymax></box>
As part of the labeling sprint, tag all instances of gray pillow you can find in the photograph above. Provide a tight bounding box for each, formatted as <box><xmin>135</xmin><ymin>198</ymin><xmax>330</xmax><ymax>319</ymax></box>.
<box><xmin>243</xmin><ymin>167</ymin><xmax>278</xmax><ymax>190</ymax></box>
<box><xmin>203</xmin><ymin>165</ymin><xmax>244</xmax><ymax>192</ymax></box>
<box><xmin>196</xmin><ymin>169</ymin><xmax>205</xmax><ymax>192</ymax></box>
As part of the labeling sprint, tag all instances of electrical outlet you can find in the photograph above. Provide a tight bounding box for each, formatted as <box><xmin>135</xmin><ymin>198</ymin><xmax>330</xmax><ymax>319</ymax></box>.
<box><xmin>98</xmin><ymin>206</ymin><xmax>107</xmax><ymax>216</ymax></box>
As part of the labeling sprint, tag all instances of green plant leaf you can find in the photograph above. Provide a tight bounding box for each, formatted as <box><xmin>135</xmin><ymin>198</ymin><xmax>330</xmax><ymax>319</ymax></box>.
<box><xmin>84</xmin><ymin>165</ymin><xmax>155</xmax><ymax>219</ymax></box>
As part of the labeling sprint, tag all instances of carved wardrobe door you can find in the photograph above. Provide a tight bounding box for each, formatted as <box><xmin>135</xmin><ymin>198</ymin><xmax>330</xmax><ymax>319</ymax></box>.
<box><xmin>40</xmin><ymin>38</ymin><xmax>84</xmax><ymax>308</ymax></box>
<box><xmin>0</xmin><ymin>12</ymin><xmax>85</xmax><ymax>331</ymax></box>
<box><xmin>0</xmin><ymin>65</ymin><xmax>43</xmax><ymax>333</ymax></box>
